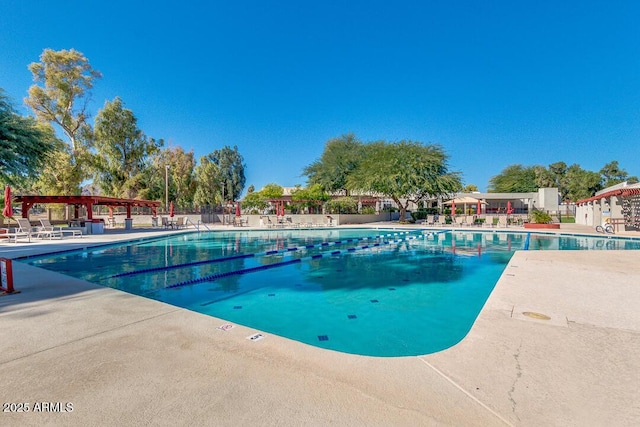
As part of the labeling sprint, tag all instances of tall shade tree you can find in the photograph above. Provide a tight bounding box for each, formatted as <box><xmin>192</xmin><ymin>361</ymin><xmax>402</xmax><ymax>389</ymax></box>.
<box><xmin>565</xmin><ymin>164</ymin><xmax>602</xmax><ymax>201</ymax></box>
<box><xmin>346</xmin><ymin>141</ymin><xmax>462</xmax><ymax>220</ymax></box>
<box><xmin>600</xmin><ymin>161</ymin><xmax>637</xmax><ymax>187</ymax></box>
<box><xmin>92</xmin><ymin>97</ymin><xmax>162</xmax><ymax>198</ymax></box>
<box><xmin>488</xmin><ymin>164</ymin><xmax>538</xmax><ymax>193</ymax></box>
<box><xmin>217</xmin><ymin>145</ymin><xmax>246</xmax><ymax>201</ymax></box>
<box><xmin>195</xmin><ymin>145</ymin><xmax>246</xmax><ymax>207</ymax></box>
<box><xmin>0</xmin><ymin>89</ymin><xmax>56</xmax><ymax>184</ymax></box>
<box><xmin>194</xmin><ymin>154</ymin><xmax>222</xmax><ymax>208</ymax></box>
<box><xmin>303</xmin><ymin>133</ymin><xmax>363</xmax><ymax>195</ymax></box>
<box><xmin>167</xmin><ymin>147</ymin><xmax>196</xmax><ymax>208</ymax></box>
<box><xmin>25</xmin><ymin>48</ymin><xmax>101</xmax><ymax>192</ymax></box>
<box><xmin>291</xmin><ymin>183</ymin><xmax>329</xmax><ymax>213</ymax></box>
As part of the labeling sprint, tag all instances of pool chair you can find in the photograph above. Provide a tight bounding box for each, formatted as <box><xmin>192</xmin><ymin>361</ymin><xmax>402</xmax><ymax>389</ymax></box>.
<box><xmin>39</xmin><ymin>219</ymin><xmax>82</xmax><ymax>239</ymax></box>
<box><xmin>437</xmin><ymin>216</ymin><xmax>447</xmax><ymax>226</ymax></box>
<box><xmin>483</xmin><ymin>215</ymin><xmax>495</xmax><ymax>228</ymax></box>
<box><xmin>421</xmin><ymin>215</ymin><xmax>435</xmax><ymax>226</ymax></box>
<box><xmin>454</xmin><ymin>216</ymin><xmax>466</xmax><ymax>227</ymax></box>
<box><xmin>1</xmin><ymin>218</ymin><xmax>32</xmax><ymax>243</ymax></box>
<box><xmin>497</xmin><ymin>215</ymin><xmax>508</xmax><ymax>228</ymax></box>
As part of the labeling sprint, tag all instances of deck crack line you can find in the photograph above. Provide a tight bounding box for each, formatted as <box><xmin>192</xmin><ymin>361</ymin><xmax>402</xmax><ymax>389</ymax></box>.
<box><xmin>508</xmin><ymin>340</ymin><xmax>523</xmax><ymax>420</ymax></box>
<box><xmin>0</xmin><ymin>308</ymin><xmax>182</xmax><ymax>367</ymax></box>
<box><xmin>417</xmin><ymin>357</ymin><xmax>514</xmax><ymax>427</ymax></box>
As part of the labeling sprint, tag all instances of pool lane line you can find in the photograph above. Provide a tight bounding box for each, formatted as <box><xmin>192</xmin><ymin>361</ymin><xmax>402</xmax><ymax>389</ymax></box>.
<box><xmin>109</xmin><ymin>230</ymin><xmax>422</xmax><ymax>279</ymax></box>
<box><xmin>164</xmin><ymin>232</ymin><xmax>433</xmax><ymax>290</ymax></box>
<box><xmin>524</xmin><ymin>232</ymin><xmax>531</xmax><ymax>250</ymax></box>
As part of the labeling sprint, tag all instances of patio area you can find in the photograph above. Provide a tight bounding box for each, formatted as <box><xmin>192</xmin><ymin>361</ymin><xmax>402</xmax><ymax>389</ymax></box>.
<box><xmin>1</xmin><ymin>225</ymin><xmax>639</xmax><ymax>426</ymax></box>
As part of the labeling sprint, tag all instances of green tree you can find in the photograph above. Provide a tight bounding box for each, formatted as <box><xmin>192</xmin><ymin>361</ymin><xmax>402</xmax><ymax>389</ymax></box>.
<box><xmin>565</xmin><ymin>164</ymin><xmax>602</xmax><ymax>201</ymax></box>
<box><xmin>488</xmin><ymin>164</ymin><xmax>538</xmax><ymax>192</ymax></box>
<box><xmin>260</xmin><ymin>183</ymin><xmax>284</xmax><ymax>199</ymax></box>
<box><xmin>346</xmin><ymin>141</ymin><xmax>461</xmax><ymax>221</ymax></box>
<box><xmin>25</xmin><ymin>49</ymin><xmax>102</xmax><ymax>193</ymax></box>
<box><xmin>0</xmin><ymin>89</ymin><xmax>57</xmax><ymax>184</ymax></box>
<box><xmin>325</xmin><ymin>196</ymin><xmax>358</xmax><ymax>214</ymax></box>
<box><xmin>92</xmin><ymin>97</ymin><xmax>162</xmax><ymax>198</ymax></box>
<box><xmin>462</xmin><ymin>184</ymin><xmax>479</xmax><ymax>192</ymax></box>
<box><xmin>194</xmin><ymin>154</ymin><xmax>222</xmax><ymax>208</ymax></box>
<box><xmin>291</xmin><ymin>183</ymin><xmax>329</xmax><ymax>213</ymax></box>
<box><xmin>599</xmin><ymin>161</ymin><xmax>637</xmax><ymax>188</ymax></box>
<box><xmin>241</xmin><ymin>191</ymin><xmax>269</xmax><ymax>213</ymax></box>
<box><xmin>303</xmin><ymin>133</ymin><xmax>363</xmax><ymax>195</ymax></box>
<box><xmin>193</xmin><ymin>145</ymin><xmax>246</xmax><ymax>208</ymax></box>
<box><xmin>216</xmin><ymin>145</ymin><xmax>246</xmax><ymax>201</ymax></box>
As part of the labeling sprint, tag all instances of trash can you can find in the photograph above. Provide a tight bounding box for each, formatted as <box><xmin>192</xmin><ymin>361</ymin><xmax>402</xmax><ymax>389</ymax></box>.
<box><xmin>124</xmin><ymin>218</ymin><xmax>133</xmax><ymax>230</ymax></box>
<box><xmin>91</xmin><ymin>219</ymin><xmax>104</xmax><ymax>234</ymax></box>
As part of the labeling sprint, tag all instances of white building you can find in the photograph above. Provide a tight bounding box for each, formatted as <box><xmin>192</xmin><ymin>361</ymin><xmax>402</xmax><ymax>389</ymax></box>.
<box><xmin>575</xmin><ymin>181</ymin><xmax>640</xmax><ymax>231</ymax></box>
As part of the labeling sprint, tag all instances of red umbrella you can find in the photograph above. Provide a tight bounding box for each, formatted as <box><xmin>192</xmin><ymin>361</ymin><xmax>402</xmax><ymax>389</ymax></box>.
<box><xmin>169</xmin><ymin>201</ymin><xmax>175</xmax><ymax>217</ymax></box>
<box><xmin>3</xmin><ymin>185</ymin><xmax>13</xmax><ymax>218</ymax></box>
<box><xmin>477</xmin><ymin>199</ymin><xmax>482</xmax><ymax>214</ymax></box>
<box><xmin>451</xmin><ymin>199</ymin><xmax>456</xmax><ymax>216</ymax></box>
<box><xmin>235</xmin><ymin>202</ymin><xmax>241</xmax><ymax>217</ymax></box>
<box><xmin>507</xmin><ymin>201</ymin><xmax>513</xmax><ymax>214</ymax></box>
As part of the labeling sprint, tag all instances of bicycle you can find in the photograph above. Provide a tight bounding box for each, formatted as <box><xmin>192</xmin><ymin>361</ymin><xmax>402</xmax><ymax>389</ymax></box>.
<box><xmin>595</xmin><ymin>219</ymin><xmax>614</xmax><ymax>234</ymax></box>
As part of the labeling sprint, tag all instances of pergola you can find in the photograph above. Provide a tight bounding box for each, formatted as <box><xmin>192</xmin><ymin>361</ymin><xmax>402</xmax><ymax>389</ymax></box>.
<box><xmin>13</xmin><ymin>195</ymin><xmax>160</xmax><ymax>220</ymax></box>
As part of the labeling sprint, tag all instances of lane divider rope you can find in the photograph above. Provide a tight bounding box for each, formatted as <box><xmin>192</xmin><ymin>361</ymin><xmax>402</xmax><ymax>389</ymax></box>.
<box><xmin>110</xmin><ymin>230</ymin><xmax>422</xmax><ymax>279</ymax></box>
<box><xmin>165</xmin><ymin>231</ymin><xmax>436</xmax><ymax>289</ymax></box>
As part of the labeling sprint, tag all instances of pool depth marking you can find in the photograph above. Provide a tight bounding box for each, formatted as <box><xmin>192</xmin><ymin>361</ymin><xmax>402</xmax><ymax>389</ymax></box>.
<box><xmin>164</xmin><ymin>231</ymin><xmax>437</xmax><ymax>290</ymax></box>
<box><xmin>109</xmin><ymin>230</ymin><xmax>421</xmax><ymax>279</ymax></box>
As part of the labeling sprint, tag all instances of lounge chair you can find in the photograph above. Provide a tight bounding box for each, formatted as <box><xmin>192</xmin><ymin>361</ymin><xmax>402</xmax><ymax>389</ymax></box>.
<box><xmin>454</xmin><ymin>216</ymin><xmax>466</xmax><ymax>227</ymax></box>
<box><xmin>483</xmin><ymin>215</ymin><xmax>495</xmax><ymax>228</ymax></box>
<box><xmin>466</xmin><ymin>215</ymin><xmax>477</xmax><ymax>226</ymax></box>
<box><xmin>39</xmin><ymin>219</ymin><xmax>82</xmax><ymax>239</ymax></box>
<box><xmin>421</xmin><ymin>215</ymin><xmax>434</xmax><ymax>226</ymax></box>
<box><xmin>1</xmin><ymin>218</ymin><xmax>32</xmax><ymax>243</ymax></box>
<box><xmin>437</xmin><ymin>216</ymin><xmax>447</xmax><ymax>226</ymax></box>
<box><xmin>174</xmin><ymin>217</ymin><xmax>185</xmax><ymax>229</ymax></box>
<box><xmin>497</xmin><ymin>215</ymin><xmax>508</xmax><ymax>228</ymax></box>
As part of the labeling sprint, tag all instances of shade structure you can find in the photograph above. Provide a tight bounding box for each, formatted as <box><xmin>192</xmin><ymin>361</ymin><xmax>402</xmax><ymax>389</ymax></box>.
<box><xmin>3</xmin><ymin>185</ymin><xmax>13</xmax><ymax>217</ymax></box>
<box><xmin>169</xmin><ymin>201</ymin><xmax>175</xmax><ymax>217</ymax></box>
<box><xmin>444</xmin><ymin>196</ymin><xmax>486</xmax><ymax>215</ymax></box>
<box><xmin>235</xmin><ymin>202</ymin><xmax>241</xmax><ymax>216</ymax></box>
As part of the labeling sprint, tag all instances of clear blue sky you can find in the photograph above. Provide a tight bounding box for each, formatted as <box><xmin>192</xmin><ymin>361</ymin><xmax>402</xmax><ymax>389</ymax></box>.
<box><xmin>2</xmin><ymin>1</ymin><xmax>639</xmax><ymax>192</ymax></box>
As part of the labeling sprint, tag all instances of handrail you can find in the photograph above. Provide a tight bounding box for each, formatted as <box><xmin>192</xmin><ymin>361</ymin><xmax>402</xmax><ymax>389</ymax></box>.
<box><xmin>195</xmin><ymin>219</ymin><xmax>211</xmax><ymax>232</ymax></box>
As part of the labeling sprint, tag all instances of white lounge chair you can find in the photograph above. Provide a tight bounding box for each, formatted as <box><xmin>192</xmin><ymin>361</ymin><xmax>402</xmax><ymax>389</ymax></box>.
<box><xmin>421</xmin><ymin>215</ymin><xmax>435</xmax><ymax>226</ymax></box>
<box><xmin>483</xmin><ymin>215</ymin><xmax>495</xmax><ymax>228</ymax></box>
<box><xmin>497</xmin><ymin>215</ymin><xmax>508</xmax><ymax>228</ymax></box>
<box><xmin>39</xmin><ymin>219</ymin><xmax>82</xmax><ymax>239</ymax></box>
<box><xmin>1</xmin><ymin>218</ymin><xmax>32</xmax><ymax>243</ymax></box>
<box><xmin>454</xmin><ymin>216</ymin><xmax>466</xmax><ymax>227</ymax></box>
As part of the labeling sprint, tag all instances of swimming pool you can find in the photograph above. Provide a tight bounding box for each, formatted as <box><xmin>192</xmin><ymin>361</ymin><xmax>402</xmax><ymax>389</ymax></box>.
<box><xmin>26</xmin><ymin>228</ymin><xmax>640</xmax><ymax>356</ymax></box>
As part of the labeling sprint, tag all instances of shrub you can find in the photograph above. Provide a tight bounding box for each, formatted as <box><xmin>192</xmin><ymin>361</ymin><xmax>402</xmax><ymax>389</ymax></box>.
<box><xmin>530</xmin><ymin>209</ymin><xmax>552</xmax><ymax>224</ymax></box>
<box><xmin>325</xmin><ymin>197</ymin><xmax>358</xmax><ymax>214</ymax></box>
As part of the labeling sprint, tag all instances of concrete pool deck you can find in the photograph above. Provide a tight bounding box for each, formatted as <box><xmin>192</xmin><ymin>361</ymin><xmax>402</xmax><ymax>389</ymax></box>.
<box><xmin>1</xmin><ymin>224</ymin><xmax>639</xmax><ymax>426</ymax></box>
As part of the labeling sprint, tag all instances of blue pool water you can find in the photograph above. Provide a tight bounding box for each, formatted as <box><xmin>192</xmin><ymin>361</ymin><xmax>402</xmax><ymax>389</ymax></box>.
<box><xmin>26</xmin><ymin>229</ymin><xmax>640</xmax><ymax>356</ymax></box>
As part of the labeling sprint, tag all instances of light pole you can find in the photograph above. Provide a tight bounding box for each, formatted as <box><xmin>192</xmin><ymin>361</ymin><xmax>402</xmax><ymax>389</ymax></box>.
<box><xmin>165</xmin><ymin>165</ymin><xmax>170</xmax><ymax>213</ymax></box>
<box><xmin>221</xmin><ymin>181</ymin><xmax>225</xmax><ymax>225</ymax></box>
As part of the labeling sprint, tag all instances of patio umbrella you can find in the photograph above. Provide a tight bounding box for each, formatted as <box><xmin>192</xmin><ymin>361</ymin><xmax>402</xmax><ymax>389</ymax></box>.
<box><xmin>235</xmin><ymin>202</ymin><xmax>241</xmax><ymax>217</ymax></box>
<box><xmin>451</xmin><ymin>199</ymin><xmax>456</xmax><ymax>216</ymax></box>
<box><xmin>169</xmin><ymin>201</ymin><xmax>175</xmax><ymax>217</ymax></box>
<box><xmin>477</xmin><ymin>199</ymin><xmax>482</xmax><ymax>214</ymax></box>
<box><xmin>507</xmin><ymin>201</ymin><xmax>513</xmax><ymax>214</ymax></box>
<box><xmin>3</xmin><ymin>185</ymin><xmax>13</xmax><ymax>218</ymax></box>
